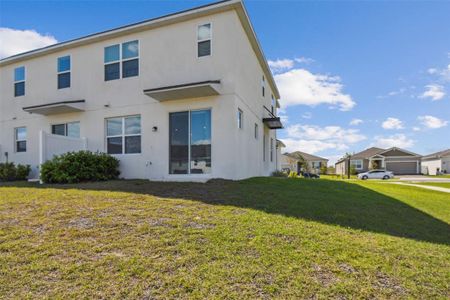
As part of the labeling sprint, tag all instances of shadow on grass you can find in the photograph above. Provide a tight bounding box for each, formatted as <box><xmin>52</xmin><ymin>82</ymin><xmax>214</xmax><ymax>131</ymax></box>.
<box><xmin>1</xmin><ymin>177</ymin><xmax>449</xmax><ymax>245</ymax></box>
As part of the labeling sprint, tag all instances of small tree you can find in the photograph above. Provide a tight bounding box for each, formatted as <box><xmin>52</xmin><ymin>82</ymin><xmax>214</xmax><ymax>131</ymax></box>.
<box><xmin>320</xmin><ymin>164</ymin><xmax>327</xmax><ymax>175</ymax></box>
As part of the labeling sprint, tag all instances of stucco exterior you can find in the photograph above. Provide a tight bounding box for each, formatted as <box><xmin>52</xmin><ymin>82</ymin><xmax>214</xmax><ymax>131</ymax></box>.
<box><xmin>0</xmin><ymin>0</ymin><xmax>281</xmax><ymax>181</ymax></box>
<box><xmin>421</xmin><ymin>149</ymin><xmax>450</xmax><ymax>175</ymax></box>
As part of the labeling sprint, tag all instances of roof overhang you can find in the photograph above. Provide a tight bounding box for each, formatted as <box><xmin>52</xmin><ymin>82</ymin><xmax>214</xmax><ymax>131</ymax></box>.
<box><xmin>263</xmin><ymin>117</ymin><xmax>283</xmax><ymax>129</ymax></box>
<box><xmin>144</xmin><ymin>80</ymin><xmax>221</xmax><ymax>101</ymax></box>
<box><xmin>276</xmin><ymin>139</ymin><xmax>286</xmax><ymax>148</ymax></box>
<box><xmin>23</xmin><ymin>100</ymin><xmax>85</xmax><ymax>115</ymax></box>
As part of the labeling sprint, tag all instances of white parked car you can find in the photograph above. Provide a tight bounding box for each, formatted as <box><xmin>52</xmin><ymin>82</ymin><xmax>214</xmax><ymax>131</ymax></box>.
<box><xmin>358</xmin><ymin>170</ymin><xmax>394</xmax><ymax>180</ymax></box>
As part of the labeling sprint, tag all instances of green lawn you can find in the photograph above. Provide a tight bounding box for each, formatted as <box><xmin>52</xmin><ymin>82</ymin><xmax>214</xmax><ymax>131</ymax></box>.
<box><xmin>1</xmin><ymin>178</ymin><xmax>449</xmax><ymax>298</ymax></box>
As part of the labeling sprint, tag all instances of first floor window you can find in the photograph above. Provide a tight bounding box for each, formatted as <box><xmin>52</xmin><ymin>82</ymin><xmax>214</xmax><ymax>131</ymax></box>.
<box><xmin>350</xmin><ymin>160</ymin><xmax>363</xmax><ymax>170</ymax></box>
<box><xmin>15</xmin><ymin>127</ymin><xmax>27</xmax><ymax>152</ymax></box>
<box><xmin>106</xmin><ymin>115</ymin><xmax>141</xmax><ymax>154</ymax></box>
<box><xmin>263</xmin><ymin>134</ymin><xmax>266</xmax><ymax>161</ymax></box>
<box><xmin>270</xmin><ymin>138</ymin><xmax>274</xmax><ymax>162</ymax></box>
<box><xmin>51</xmin><ymin>122</ymin><xmax>80</xmax><ymax>138</ymax></box>
<box><xmin>312</xmin><ymin>161</ymin><xmax>321</xmax><ymax>169</ymax></box>
<box><xmin>170</xmin><ymin>109</ymin><xmax>211</xmax><ymax>174</ymax></box>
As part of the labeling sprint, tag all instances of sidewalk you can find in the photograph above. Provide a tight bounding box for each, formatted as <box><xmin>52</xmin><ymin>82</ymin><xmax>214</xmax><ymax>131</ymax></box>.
<box><xmin>390</xmin><ymin>182</ymin><xmax>450</xmax><ymax>194</ymax></box>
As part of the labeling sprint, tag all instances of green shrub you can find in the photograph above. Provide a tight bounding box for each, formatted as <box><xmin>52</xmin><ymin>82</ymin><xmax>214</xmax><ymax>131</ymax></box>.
<box><xmin>288</xmin><ymin>171</ymin><xmax>298</xmax><ymax>178</ymax></box>
<box><xmin>40</xmin><ymin>151</ymin><xmax>120</xmax><ymax>184</ymax></box>
<box><xmin>0</xmin><ymin>162</ymin><xmax>31</xmax><ymax>181</ymax></box>
<box><xmin>271</xmin><ymin>170</ymin><xmax>288</xmax><ymax>177</ymax></box>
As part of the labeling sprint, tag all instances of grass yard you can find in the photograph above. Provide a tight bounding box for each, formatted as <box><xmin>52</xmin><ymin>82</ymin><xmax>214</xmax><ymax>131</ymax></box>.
<box><xmin>1</xmin><ymin>178</ymin><xmax>449</xmax><ymax>298</ymax></box>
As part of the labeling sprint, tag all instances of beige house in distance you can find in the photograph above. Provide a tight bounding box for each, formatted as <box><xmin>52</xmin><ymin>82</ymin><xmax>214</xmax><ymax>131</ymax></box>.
<box><xmin>335</xmin><ymin>147</ymin><xmax>422</xmax><ymax>175</ymax></box>
<box><xmin>281</xmin><ymin>151</ymin><xmax>328</xmax><ymax>174</ymax></box>
<box><xmin>0</xmin><ymin>0</ymin><xmax>283</xmax><ymax>181</ymax></box>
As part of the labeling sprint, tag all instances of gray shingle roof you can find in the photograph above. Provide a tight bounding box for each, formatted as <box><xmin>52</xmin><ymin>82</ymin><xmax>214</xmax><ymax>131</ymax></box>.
<box><xmin>286</xmin><ymin>151</ymin><xmax>328</xmax><ymax>162</ymax></box>
<box><xmin>422</xmin><ymin>149</ymin><xmax>450</xmax><ymax>160</ymax></box>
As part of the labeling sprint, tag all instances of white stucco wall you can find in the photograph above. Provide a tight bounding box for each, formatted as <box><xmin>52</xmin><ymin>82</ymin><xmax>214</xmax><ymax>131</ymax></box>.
<box><xmin>422</xmin><ymin>157</ymin><xmax>450</xmax><ymax>175</ymax></box>
<box><xmin>0</xmin><ymin>9</ymin><xmax>278</xmax><ymax>181</ymax></box>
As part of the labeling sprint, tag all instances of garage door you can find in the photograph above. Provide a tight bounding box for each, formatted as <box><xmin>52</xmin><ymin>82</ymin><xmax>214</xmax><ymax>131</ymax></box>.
<box><xmin>386</xmin><ymin>162</ymin><xmax>418</xmax><ymax>175</ymax></box>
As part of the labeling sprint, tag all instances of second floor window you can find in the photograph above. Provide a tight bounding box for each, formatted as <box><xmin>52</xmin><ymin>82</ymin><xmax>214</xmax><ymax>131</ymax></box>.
<box><xmin>197</xmin><ymin>23</ymin><xmax>211</xmax><ymax>57</ymax></box>
<box><xmin>271</xmin><ymin>94</ymin><xmax>275</xmax><ymax>113</ymax></box>
<box><xmin>15</xmin><ymin>127</ymin><xmax>27</xmax><ymax>152</ymax></box>
<box><xmin>106</xmin><ymin>115</ymin><xmax>141</xmax><ymax>154</ymax></box>
<box><xmin>104</xmin><ymin>40</ymin><xmax>139</xmax><ymax>81</ymax></box>
<box><xmin>14</xmin><ymin>66</ymin><xmax>25</xmax><ymax>97</ymax></box>
<box><xmin>57</xmin><ymin>56</ymin><xmax>71</xmax><ymax>89</ymax></box>
<box><xmin>261</xmin><ymin>75</ymin><xmax>265</xmax><ymax>97</ymax></box>
<box><xmin>237</xmin><ymin>109</ymin><xmax>243</xmax><ymax>129</ymax></box>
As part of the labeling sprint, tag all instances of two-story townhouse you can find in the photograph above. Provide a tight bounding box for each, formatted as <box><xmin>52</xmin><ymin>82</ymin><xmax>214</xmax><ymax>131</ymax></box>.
<box><xmin>0</xmin><ymin>0</ymin><xmax>283</xmax><ymax>181</ymax></box>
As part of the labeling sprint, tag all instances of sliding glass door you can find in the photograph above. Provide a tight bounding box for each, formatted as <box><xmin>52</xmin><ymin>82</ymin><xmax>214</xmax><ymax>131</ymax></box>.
<box><xmin>169</xmin><ymin>109</ymin><xmax>211</xmax><ymax>174</ymax></box>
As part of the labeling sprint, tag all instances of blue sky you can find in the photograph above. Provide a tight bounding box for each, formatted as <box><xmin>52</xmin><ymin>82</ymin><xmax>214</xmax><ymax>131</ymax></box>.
<box><xmin>1</xmin><ymin>0</ymin><xmax>449</xmax><ymax>163</ymax></box>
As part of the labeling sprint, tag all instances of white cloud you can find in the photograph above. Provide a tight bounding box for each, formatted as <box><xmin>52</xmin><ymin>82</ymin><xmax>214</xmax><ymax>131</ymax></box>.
<box><xmin>419</xmin><ymin>84</ymin><xmax>445</xmax><ymax>101</ymax></box>
<box><xmin>295</xmin><ymin>57</ymin><xmax>314</xmax><ymax>64</ymax></box>
<box><xmin>373</xmin><ymin>134</ymin><xmax>415</xmax><ymax>149</ymax></box>
<box><xmin>281</xmin><ymin>123</ymin><xmax>366</xmax><ymax>155</ymax></box>
<box><xmin>426</xmin><ymin>64</ymin><xmax>450</xmax><ymax>82</ymax></box>
<box><xmin>382</xmin><ymin>117</ymin><xmax>404</xmax><ymax>130</ymax></box>
<box><xmin>281</xmin><ymin>138</ymin><xmax>346</xmax><ymax>154</ymax></box>
<box><xmin>412</xmin><ymin>126</ymin><xmax>421</xmax><ymax>132</ymax></box>
<box><xmin>301</xmin><ymin>112</ymin><xmax>312</xmax><ymax>119</ymax></box>
<box><xmin>286</xmin><ymin>124</ymin><xmax>366</xmax><ymax>144</ymax></box>
<box><xmin>0</xmin><ymin>27</ymin><xmax>57</xmax><ymax>59</ymax></box>
<box><xmin>268</xmin><ymin>58</ymin><xmax>294</xmax><ymax>73</ymax></box>
<box><xmin>349</xmin><ymin>118</ymin><xmax>363</xmax><ymax>126</ymax></box>
<box><xmin>418</xmin><ymin>115</ymin><xmax>448</xmax><ymax>129</ymax></box>
<box><xmin>275</xmin><ymin>68</ymin><xmax>356</xmax><ymax>111</ymax></box>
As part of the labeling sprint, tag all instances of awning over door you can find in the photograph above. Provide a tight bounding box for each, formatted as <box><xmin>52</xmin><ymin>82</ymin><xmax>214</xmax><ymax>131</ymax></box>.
<box><xmin>144</xmin><ymin>80</ymin><xmax>221</xmax><ymax>101</ymax></box>
<box><xmin>23</xmin><ymin>100</ymin><xmax>85</xmax><ymax>115</ymax></box>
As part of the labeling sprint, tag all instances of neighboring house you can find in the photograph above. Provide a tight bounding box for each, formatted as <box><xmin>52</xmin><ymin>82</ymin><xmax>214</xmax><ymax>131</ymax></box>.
<box><xmin>0</xmin><ymin>0</ymin><xmax>283</xmax><ymax>181</ymax></box>
<box><xmin>335</xmin><ymin>147</ymin><xmax>422</xmax><ymax>175</ymax></box>
<box><xmin>281</xmin><ymin>151</ymin><xmax>328</xmax><ymax>174</ymax></box>
<box><xmin>421</xmin><ymin>149</ymin><xmax>450</xmax><ymax>175</ymax></box>
<box><xmin>276</xmin><ymin>140</ymin><xmax>286</xmax><ymax>171</ymax></box>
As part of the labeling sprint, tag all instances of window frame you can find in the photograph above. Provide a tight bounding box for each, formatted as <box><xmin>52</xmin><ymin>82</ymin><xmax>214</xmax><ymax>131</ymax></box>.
<box><xmin>169</xmin><ymin>108</ymin><xmax>212</xmax><ymax>175</ymax></box>
<box><xmin>57</xmin><ymin>55</ymin><xmax>71</xmax><ymax>89</ymax></box>
<box><xmin>262</xmin><ymin>75</ymin><xmax>265</xmax><ymax>97</ymax></box>
<box><xmin>14</xmin><ymin>127</ymin><xmax>27</xmax><ymax>153</ymax></box>
<box><xmin>237</xmin><ymin>108</ymin><xmax>243</xmax><ymax>129</ymax></box>
<box><xmin>51</xmin><ymin>121</ymin><xmax>80</xmax><ymax>138</ymax></box>
<box><xmin>197</xmin><ymin>23</ymin><xmax>212</xmax><ymax>58</ymax></box>
<box><xmin>104</xmin><ymin>40</ymin><xmax>140</xmax><ymax>81</ymax></box>
<box><xmin>105</xmin><ymin>115</ymin><xmax>142</xmax><ymax>155</ymax></box>
<box><xmin>14</xmin><ymin>66</ymin><xmax>26</xmax><ymax>97</ymax></box>
<box><xmin>350</xmin><ymin>159</ymin><xmax>363</xmax><ymax>170</ymax></box>
<box><xmin>270</xmin><ymin>138</ymin><xmax>274</xmax><ymax>162</ymax></box>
